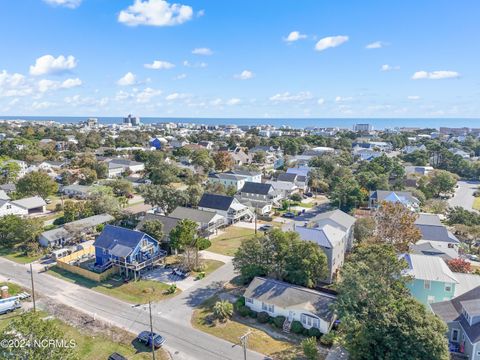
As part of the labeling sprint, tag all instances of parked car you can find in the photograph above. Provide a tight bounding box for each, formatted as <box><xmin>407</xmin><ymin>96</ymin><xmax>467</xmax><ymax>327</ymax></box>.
<box><xmin>304</xmin><ymin>192</ymin><xmax>313</xmax><ymax>197</ymax></box>
<box><xmin>259</xmin><ymin>225</ymin><xmax>273</xmax><ymax>231</ymax></box>
<box><xmin>108</xmin><ymin>353</ymin><xmax>127</xmax><ymax>360</ymax></box>
<box><xmin>172</xmin><ymin>268</ymin><xmax>190</xmax><ymax>278</ymax></box>
<box><xmin>45</xmin><ymin>198</ymin><xmax>52</xmax><ymax>204</ymax></box>
<box><xmin>467</xmin><ymin>254</ymin><xmax>479</xmax><ymax>261</ymax></box>
<box><xmin>0</xmin><ymin>299</ymin><xmax>21</xmax><ymax>315</ymax></box>
<box><xmin>282</xmin><ymin>212</ymin><xmax>295</xmax><ymax>219</ymax></box>
<box><xmin>137</xmin><ymin>331</ymin><xmax>166</xmax><ymax>349</ymax></box>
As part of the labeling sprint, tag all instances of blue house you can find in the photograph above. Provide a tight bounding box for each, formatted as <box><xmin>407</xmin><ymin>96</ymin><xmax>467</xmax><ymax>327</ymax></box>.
<box><xmin>401</xmin><ymin>253</ymin><xmax>458</xmax><ymax>306</ymax></box>
<box><xmin>93</xmin><ymin>225</ymin><xmax>166</xmax><ymax>280</ymax></box>
<box><xmin>149</xmin><ymin>137</ymin><xmax>163</xmax><ymax>150</ymax></box>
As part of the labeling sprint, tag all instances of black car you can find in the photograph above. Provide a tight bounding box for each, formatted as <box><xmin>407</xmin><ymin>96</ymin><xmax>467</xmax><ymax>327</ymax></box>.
<box><xmin>259</xmin><ymin>224</ymin><xmax>273</xmax><ymax>231</ymax></box>
<box><xmin>304</xmin><ymin>192</ymin><xmax>313</xmax><ymax>197</ymax></box>
<box><xmin>282</xmin><ymin>212</ymin><xmax>295</xmax><ymax>218</ymax></box>
<box><xmin>108</xmin><ymin>353</ymin><xmax>127</xmax><ymax>360</ymax></box>
<box><xmin>137</xmin><ymin>331</ymin><xmax>166</xmax><ymax>349</ymax></box>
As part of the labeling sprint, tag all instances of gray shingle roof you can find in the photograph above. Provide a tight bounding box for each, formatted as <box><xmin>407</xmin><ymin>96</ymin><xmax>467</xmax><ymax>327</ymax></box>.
<box><xmin>93</xmin><ymin>225</ymin><xmax>150</xmax><ymax>254</ymax></box>
<box><xmin>169</xmin><ymin>206</ymin><xmax>218</xmax><ymax>224</ymax></box>
<box><xmin>431</xmin><ymin>286</ymin><xmax>480</xmax><ymax>343</ymax></box>
<box><xmin>135</xmin><ymin>214</ymin><xmax>181</xmax><ymax>241</ymax></box>
<box><xmin>415</xmin><ymin>224</ymin><xmax>459</xmax><ymax>244</ymax></box>
<box><xmin>240</xmin><ymin>182</ymin><xmax>273</xmax><ymax>195</ymax></box>
<box><xmin>277</xmin><ymin>173</ymin><xmax>297</xmax><ymax>182</ymax></box>
<box><xmin>11</xmin><ymin>196</ymin><xmax>46</xmax><ymax>210</ymax></box>
<box><xmin>310</xmin><ymin>209</ymin><xmax>356</xmax><ymax>231</ymax></box>
<box><xmin>198</xmin><ymin>193</ymin><xmax>234</xmax><ymax>211</ymax></box>
<box><xmin>244</xmin><ymin>277</ymin><xmax>336</xmax><ymax>322</ymax></box>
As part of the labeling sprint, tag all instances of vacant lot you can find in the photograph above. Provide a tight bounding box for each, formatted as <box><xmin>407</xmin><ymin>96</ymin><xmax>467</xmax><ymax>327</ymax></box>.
<box><xmin>47</xmin><ymin>266</ymin><xmax>180</xmax><ymax>303</ymax></box>
<box><xmin>209</xmin><ymin>227</ymin><xmax>256</xmax><ymax>256</ymax></box>
<box><xmin>0</xmin><ymin>247</ymin><xmax>44</xmax><ymax>264</ymax></box>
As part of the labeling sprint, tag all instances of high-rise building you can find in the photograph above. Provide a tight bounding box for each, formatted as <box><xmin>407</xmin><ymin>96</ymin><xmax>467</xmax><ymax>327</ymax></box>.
<box><xmin>123</xmin><ymin>114</ymin><xmax>141</xmax><ymax>126</ymax></box>
<box><xmin>354</xmin><ymin>123</ymin><xmax>373</xmax><ymax>132</ymax></box>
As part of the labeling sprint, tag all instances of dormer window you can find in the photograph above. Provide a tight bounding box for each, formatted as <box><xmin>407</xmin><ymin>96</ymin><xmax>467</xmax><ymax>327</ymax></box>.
<box><xmin>445</xmin><ymin>284</ymin><xmax>452</xmax><ymax>292</ymax></box>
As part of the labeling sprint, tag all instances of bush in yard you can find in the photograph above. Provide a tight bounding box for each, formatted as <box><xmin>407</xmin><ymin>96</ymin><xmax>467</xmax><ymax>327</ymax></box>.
<box><xmin>308</xmin><ymin>327</ymin><xmax>322</xmax><ymax>338</ymax></box>
<box><xmin>165</xmin><ymin>284</ymin><xmax>177</xmax><ymax>294</ymax></box>
<box><xmin>291</xmin><ymin>320</ymin><xmax>305</xmax><ymax>334</ymax></box>
<box><xmin>257</xmin><ymin>311</ymin><xmax>270</xmax><ymax>324</ymax></box>
<box><xmin>290</xmin><ymin>193</ymin><xmax>303</xmax><ymax>202</ymax></box>
<box><xmin>213</xmin><ymin>300</ymin><xmax>233</xmax><ymax>322</ymax></box>
<box><xmin>302</xmin><ymin>337</ymin><xmax>319</xmax><ymax>360</ymax></box>
<box><xmin>273</xmin><ymin>315</ymin><xmax>286</xmax><ymax>329</ymax></box>
<box><xmin>235</xmin><ymin>296</ymin><xmax>246</xmax><ymax>307</ymax></box>
<box><xmin>248</xmin><ymin>310</ymin><xmax>257</xmax><ymax>318</ymax></box>
<box><xmin>320</xmin><ymin>331</ymin><xmax>335</xmax><ymax>347</ymax></box>
<box><xmin>195</xmin><ymin>272</ymin><xmax>206</xmax><ymax>280</ymax></box>
<box><xmin>237</xmin><ymin>305</ymin><xmax>250</xmax><ymax>317</ymax></box>
<box><xmin>196</xmin><ymin>237</ymin><xmax>211</xmax><ymax>250</ymax></box>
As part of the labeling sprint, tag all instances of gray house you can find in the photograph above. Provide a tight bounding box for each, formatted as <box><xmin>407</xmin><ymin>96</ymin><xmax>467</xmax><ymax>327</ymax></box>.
<box><xmin>431</xmin><ymin>286</ymin><xmax>480</xmax><ymax>358</ymax></box>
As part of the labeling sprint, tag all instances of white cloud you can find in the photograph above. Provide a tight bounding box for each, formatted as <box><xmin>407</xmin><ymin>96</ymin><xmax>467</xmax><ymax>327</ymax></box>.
<box><xmin>407</xmin><ymin>95</ymin><xmax>421</xmax><ymax>100</ymax></box>
<box><xmin>165</xmin><ymin>92</ymin><xmax>190</xmax><ymax>101</ymax></box>
<box><xmin>234</xmin><ymin>70</ymin><xmax>254</xmax><ymax>80</ymax></box>
<box><xmin>197</xmin><ymin>9</ymin><xmax>205</xmax><ymax>17</ymax></box>
<box><xmin>29</xmin><ymin>55</ymin><xmax>77</xmax><ymax>76</ymax></box>
<box><xmin>175</xmin><ymin>73</ymin><xmax>187</xmax><ymax>80</ymax></box>
<box><xmin>118</xmin><ymin>0</ymin><xmax>193</xmax><ymax>27</ymax></box>
<box><xmin>144</xmin><ymin>60</ymin><xmax>175</xmax><ymax>69</ymax></box>
<box><xmin>335</xmin><ymin>96</ymin><xmax>353</xmax><ymax>102</ymax></box>
<box><xmin>0</xmin><ymin>70</ymin><xmax>32</xmax><ymax>97</ymax></box>
<box><xmin>226</xmin><ymin>98</ymin><xmax>241</xmax><ymax>106</ymax></box>
<box><xmin>61</xmin><ymin>78</ymin><xmax>82</xmax><ymax>89</ymax></box>
<box><xmin>43</xmin><ymin>0</ymin><xmax>81</xmax><ymax>9</ymax></box>
<box><xmin>269</xmin><ymin>91</ymin><xmax>313</xmax><ymax>102</ymax></box>
<box><xmin>412</xmin><ymin>70</ymin><xmax>460</xmax><ymax>80</ymax></box>
<box><xmin>284</xmin><ymin>31</ymin><xmax>307</xmax><ymax>43</ymax></box>
<box><xmin>183</xmin><ymin>60</ymin><xmax>207</xmax><ymax>68</ymax></box>
<box><xmin>136</xmin><ymin>87</ymin><xmax>162</xmax><ymax>103</ymax></box>
<box><xmin>32</xmin><ymin>101</ymin><xmax>55</xmax><ymax>110</ymax></box>
<box><xmin>64</xmin><ymin>94</ymin><xmax>108</xmax><ymax>107</ymax></box>
<box><xmin>117</xmin><ymin>72</ymin><xmax>137</xmax><ymax>86</ymax></box>
<box><xmin>315</xmin><ymin>35</ymin><xmax>349</xmax><ymax>52</ymax></box>
<box><xmin>381</xmin><ymin>64</ymin><xmax>400</xmax><ymax>72</ymax></box>
<box><xmin>365</xmin><ymin>41</ymin><xmax>386</xmax><ymax>49</ymax></box>
<box><xmin>210</xmin><ymin>98</ymin><xmax>222</xmax><ymax>106</ymax></box>
<box><xmin>317</xmin><ymin>98</ymin><xmax>325</xmax><ymax>105</ymax></box>
<box><xmin>192</xmin><ymin>47</ymin><xmax>213</xmax><ymax>56</ymax></box>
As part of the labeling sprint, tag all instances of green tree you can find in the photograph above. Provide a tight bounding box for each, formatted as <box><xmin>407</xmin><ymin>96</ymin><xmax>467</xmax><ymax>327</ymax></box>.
<box><xmin>213</xmin><ymin>151</ymin><xmax>234</xmax><ymax>171</ymax></box>
<box><xmin>106</xmin><ymin>178</ymin><xmax>133</xmax><ymax>197</ymax></box>
<box><xmin>141</xmin><ymin>219</ymin><xmax>164</xmax><ymax>241</ymax></box>
<box><xmin>139</xmin><ymin>184</ymin><xmax>187</xmax><ymax>215</ymax></box>
<box><xmin>354</xmin><ymin>217</ymin><xmax>375</xmax><ymax>243</ymax></box>
<box><xmin>301</xmin><ymin>337</ymin><xmax>319</xmax><ymax>360</ymax></box>
<box><xmin>16</xmin><ymin>171</ymin><xmax>58</xmax><ymax>198</ymax></box>
<box><xmin>335</xmin><ymin>244</ymin><xmax>449</xmax><ymax>360</ymax></box>
<box><xmin>0</xmin><ymin>215</ymin><xmax>42</xmax><ymax>249</ymax></box>
<box><xmin>148</xmin><ymin>163</ymin><xmax>180</xmax><ymax>185</ymax></box>
<box><xmin>0</xmin><ymin>311</ymin><xmax>78</xmax><ymax>360</ymax></box>
<box><xmin>78</xmin><ymin>167</ymin><xmax>97</xmax><ymax>185</ymax></box>
<box><xmin>0</xmin><ymin>159</ymin><xmax>21</xmax><ymax>183</ymax></box>
<box><xmin>213</xmin><ymin>300</ymin><xmax>233</xmax><ymax>322</ymax></box>
<box><xmin>169</xmin><ymin>219</ymin><xmax>201</xmax><ymax>270</ymax></box>
<box><xmin>185</xmin><ymin>184</ymin><xmax>204</xmax><ymax>207</ymax></box>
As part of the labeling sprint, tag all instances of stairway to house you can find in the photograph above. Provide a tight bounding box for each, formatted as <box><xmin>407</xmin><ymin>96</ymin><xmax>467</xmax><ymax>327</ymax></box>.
<box><xmin>283</xmin><ymin>318</ymin><xmax>292</xmax><ymax>333</ymax></box>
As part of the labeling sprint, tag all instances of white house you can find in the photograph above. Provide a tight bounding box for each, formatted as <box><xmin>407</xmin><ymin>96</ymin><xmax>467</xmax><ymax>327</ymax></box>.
<box><xmin>244</xmin><ymin>277</ymin><xmax>337</xmax><ymax>334</ymax></box>
<box><xmin>11</xmin><ymin>196</ymin><xmax>47</xmax><ymax>215</ymax></box>
<box><xmin>198</xmin><ymin>193</ymin><xmax>253</xmax><ymax>224</ymax></box>
<box><xmin>106</xmin><ymin>159</ymin><xmax>145</xmax><ymax>178</ymax></box>
<box><xmin>0</xmin><ymin>199</ymin><xmax>28</xmax><ymax>217</ymax></box>
<box><xmin>236</xmin><ymin>182</ymin><xmax>281</xmax><ymax>215</ymax></box>
<box><xmin>414</xmin><ymin>213</ymin><xmax>460</xmax><ymax>256</ymax></box>
<box><xmin>208</xmin><ymin>173</ymin><xmax>247</xmax><ymax>191</ymax></box>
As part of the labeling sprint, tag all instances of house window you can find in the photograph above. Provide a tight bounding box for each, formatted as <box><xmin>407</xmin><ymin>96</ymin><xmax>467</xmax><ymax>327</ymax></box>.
<box><xmin>427</xmin><ymin>296</ymin><xmax>435</xmax><ymax>303</ymax></box>
<box><xmin>424</xmin><ymin>280</ymin><xmax>431</xmax><ymax>290</ymax></box>
<box><xmin>245</xmin><ymin>298</ymin><xmax>253</xmax><ymax>304</ymax></box>
<box><xmin>301</xmin><ymin>314</ymin><xmax>319</xmax><ymax>328</ymax></box>
<box><xmin>6</xmin><ymin>205</ymin><xmax>11</xmax><ymax>209</ymax></box>
<box><xmin>445</xmin><ymin>284</ymin><xmax>452</xmax><ymax>292</ymax></box>
<box><xmin>261</xmin><ymin>302</ymin><xmax>274</xmax><ymax>313</ymax></box>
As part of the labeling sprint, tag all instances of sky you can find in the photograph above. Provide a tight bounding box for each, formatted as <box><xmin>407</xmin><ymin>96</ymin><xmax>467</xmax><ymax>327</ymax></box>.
<box><xmin>0</xmin><ymin>0</ymin><xmax>479</xmax><ymax>118</ymax></box>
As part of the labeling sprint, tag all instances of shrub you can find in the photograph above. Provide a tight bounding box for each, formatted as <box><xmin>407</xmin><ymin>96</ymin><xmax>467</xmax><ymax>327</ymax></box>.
<box><xmin>197</xmin><ymin>238</ymin><xmax>212</xmax><ymax>250</ymax></box>
<box><xmin>291</xmin><ymin>320</ymin><xmax>305</xmax><ymax>334</ymax></box>
<box><xmin>273</xmin><ymin>316</ymin><xmax>286</xmax><ymax>329</ymax></box>
<box><xmin>237</xmin><ymin>305</ymin><xmax>250</xmax><ymax>317</ymax></box>
<box><xmin>213</xmin><ymin>300</ymin><xmax>233</xmax><ymax>322</ymax></box>
<box><xmin>308</xmin><ymin>327</ymin><xmax>322</xmax><ymax>338</ymax></box>
<box><xmin>302</xmin><ymin>337</ymin><xmax>319</xmax><ymax>360</ymax></box>
<box><xmin>248</xmin><ymin>310</ymin><xmax>257</xmax><ymax>318</ymax></box>
<box><xmin>257</xmin><ymin>311</ymin><xmax>270</xmax><ymax>324</ymax></box>
<box><xmin>195</xmin><ymin>272</ymin><xmax>206</xmax><ymax>280</ymax></box>
<box><xmin>320</xmin><ymin>331</ymin><xmax>335</xmax><ymax>347</ymax></box>
<box><xmin>236</xmin><ymin>296</ymin><xmax>246</xmax><ymax>307</ymax></box>
<box><xmin>290</xmin><ymin>193</ymin><xmax>303</xmax><ymax>202</ymax></box>
<box><xmin>165</xmin><ymin>284</ymin><xmax>177</xmax><ymax>294</ymax></box>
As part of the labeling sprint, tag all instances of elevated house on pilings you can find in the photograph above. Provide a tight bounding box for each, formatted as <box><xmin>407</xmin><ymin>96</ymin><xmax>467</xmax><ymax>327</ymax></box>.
<box><xmin>93</xmin><ymin>225</ymin><xmax>166</xmax><ymax>281</ymax></box>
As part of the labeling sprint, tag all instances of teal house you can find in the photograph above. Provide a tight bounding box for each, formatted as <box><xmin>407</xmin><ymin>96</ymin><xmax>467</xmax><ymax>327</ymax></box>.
<box><xmin>402</xmin><ymin>253</ymin><xmax>458</xmax><ymax>306</ymax></box>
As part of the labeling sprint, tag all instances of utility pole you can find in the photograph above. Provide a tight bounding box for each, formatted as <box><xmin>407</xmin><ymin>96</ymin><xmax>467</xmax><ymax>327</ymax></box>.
<box><xmin>149</xmin><ymin>301</ymin><xmax>156</xmax><ymax>360</ymax></box>
<box><xmin>29</xmin><ymin>263</ymin><xmax>36</xmax><ymax>313</ymax></box>
<box><xmin>239</xmin><ymin>331</ymin><xmax>252</xmax><ymax>360</ymax></box>
<box><xmin>254</xmin><ymin>205</ymin><xmax>257</xmax><ymax>235</ymax></box>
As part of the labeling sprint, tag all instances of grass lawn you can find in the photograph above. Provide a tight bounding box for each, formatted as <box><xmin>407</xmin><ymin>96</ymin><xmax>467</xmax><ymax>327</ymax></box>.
<box><xmin>209</xmin><ymin>227</ymin><xmax>256</xmax><ymax>256</ymax></box>
<box><xmin>0</xmin><ymin>282</ymin><xmax>22</xmax><ymax>296</ymax></box>
<box><xmin>164</xmin><ymin>256</ymin><xmax>225</xmax><ymax>277</ymax></box>
<box><xmin>47</xmin><ymin>266</ymin><xmax>180</xmax><ymax>304</ymax></box>
<box><xmin>473</xmin><ymin>197</ymin><xmax>480</xmax><ymax>210</ymax></box>
<box><xmin>0</xmin><ymin>311</ymin><xmax>168</xmax><ymax>360</ymax></box>
<box><xmin>0</xmin><ymin>246</ymin><xmax>44</xmax><ymax>264</ymax></box>
<box><xmin>191</xmin><ymin>296</ymin><xmax>300</xmax><ymax>359</ymax></box>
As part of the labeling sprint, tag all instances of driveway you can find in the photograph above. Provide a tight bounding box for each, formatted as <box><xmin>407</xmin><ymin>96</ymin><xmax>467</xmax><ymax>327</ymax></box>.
<box><xmin>448</xmin><ymin>180</ymin><xmax>479</xmax><ymax>212</ymax></box>
<box><xmin>0</xmin><ymin>257</ymin><xmax>265</xmax><ymax>360</ymax></box>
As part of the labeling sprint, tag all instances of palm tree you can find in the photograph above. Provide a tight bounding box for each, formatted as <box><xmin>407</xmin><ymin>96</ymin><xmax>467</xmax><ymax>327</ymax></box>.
<box><xmin>213</xmin><ymin>300</ymin><xmax>233</xmax><ymax>322</ymax></box>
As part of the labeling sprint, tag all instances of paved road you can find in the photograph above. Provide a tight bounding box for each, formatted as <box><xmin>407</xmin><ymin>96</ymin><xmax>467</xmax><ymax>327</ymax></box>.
<box><xmin>448</xmin><ymin>180</ymin><xmax>479</xmax><ymax>212</ymax></box>
<box><xmin>0</xmin><ymin>258</ymin><xmax>266</xmax><ymax>360</ymax></box>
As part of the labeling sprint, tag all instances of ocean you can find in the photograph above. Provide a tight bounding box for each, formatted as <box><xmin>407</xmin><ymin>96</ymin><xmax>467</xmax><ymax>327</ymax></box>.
<box><xmin>0</xmin><ymin>116</ymin><xmax>480</xmax><ymax>130</ymax></box>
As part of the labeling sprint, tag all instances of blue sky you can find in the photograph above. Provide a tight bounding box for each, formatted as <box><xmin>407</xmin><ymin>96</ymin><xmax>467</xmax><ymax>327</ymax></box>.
<box><xmin>0</xmin><ymin>0</ymin><xmax>479</xmax><ymax>118</ymax></box>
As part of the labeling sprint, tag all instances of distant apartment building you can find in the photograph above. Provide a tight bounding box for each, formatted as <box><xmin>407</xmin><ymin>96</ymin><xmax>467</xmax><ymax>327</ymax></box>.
<box><xmin>440</xmin><ymin>127</ymin><xmax>470</xmax><ymax>136</ymax></box>
<box><xmin>353</xmin><ymin>124</ymin><xmax>373</xmax><ymax>132</ymax></box>
<box><xmin>123</xmin><ymin>114</ymin><xmax>141</xmax><ymax>127</ymax></box>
